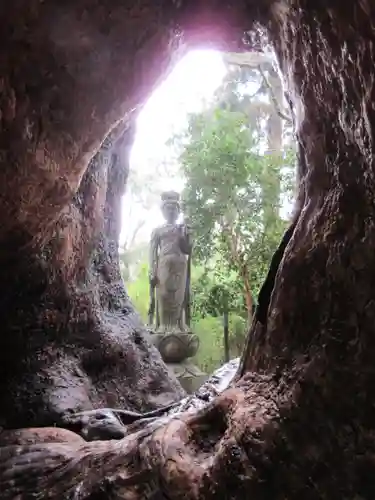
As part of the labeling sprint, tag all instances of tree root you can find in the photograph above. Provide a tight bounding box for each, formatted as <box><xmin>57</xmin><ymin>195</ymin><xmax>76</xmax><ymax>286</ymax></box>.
<box><xmin>0</xmin><ymin>373</ymin><xmax>281</xmax><ymax>499</ymax></box>
<box><xmin>50</xmin><ymin>359</ymin><xmax>239</xmax><ymax>444</ymax></box>
<box><xmin>0</xmin><ymin>427</ymin><xmax>85</xmax><ymax>447</ymax></box>
<box><xmin>3</xmin><ymin>364</ymin><xmax>374</xmax><ymax>499</ymax></box>
<box><xmin>61</xmin><ymin>401</ymin><xmax>182</xmax><ymax>441</ymax></box>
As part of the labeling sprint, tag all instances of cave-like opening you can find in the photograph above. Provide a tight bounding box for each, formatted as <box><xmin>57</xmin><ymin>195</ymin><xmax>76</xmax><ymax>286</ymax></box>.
<box><xmin>1</xmin><ymin>2</ymin><xmax>375</xmax><ymax>499</ymax></box>
<box><xmin>121</xmin><ymin>47</ymin><xmax>297</xmax><ymax>385</ymax></box>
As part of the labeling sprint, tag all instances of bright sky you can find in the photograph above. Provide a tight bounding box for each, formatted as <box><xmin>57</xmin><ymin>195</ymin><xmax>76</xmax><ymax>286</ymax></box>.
<box><xmin>120</xmin><ymin>50</ymin><xmax>227</xmax><ymax>247</ymax></box>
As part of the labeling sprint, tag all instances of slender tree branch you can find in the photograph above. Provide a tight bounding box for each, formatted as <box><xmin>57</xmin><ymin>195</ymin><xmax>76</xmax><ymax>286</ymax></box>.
<box><xmin>126</xmin><ymin>220</ymin><xmax>146</xmax><ymax>251</ymax></box>
<box><xmin>223</xmin><ymin>51</ymin><xmax>293</xmax><ymax>124</ymax></box>
<box><xmin>257</xmin><ymin>67</ymin><xmax>293</xmax><ymax>124</ymax></box>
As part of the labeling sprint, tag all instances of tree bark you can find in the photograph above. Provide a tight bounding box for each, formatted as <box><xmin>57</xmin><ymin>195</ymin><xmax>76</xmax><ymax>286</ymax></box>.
<box><xmin>1</xmin><ymin>1</ymin><xmax>375</xmax><ymax>499</ymax></box>
<box><xmin>0</xmin><ymin>117</ymin><xmax>188</xmax><ymax>430</ymax></box>
<box><xmin>264</xmin><ymin>66</ymin><xmax>284</xmax><ymax>219</ymax></box>
<box><xmin>0</xmin><ymin>0</ymin><xmax>250</xmax><ymax>429</ymax></box>
<box><xmin>224</xmin><ymin>51</ymin><xmax>287</xmax><ymax>221</ymax></box>
<box><xmin>241</xmin><ymin>263</ymin><xmax>254</xmax><ymax>325</ymax></box>
<box><xmin>0</xmin><ymin>0</ymin><xmax>195</xmax><ymax>427</ymax></box>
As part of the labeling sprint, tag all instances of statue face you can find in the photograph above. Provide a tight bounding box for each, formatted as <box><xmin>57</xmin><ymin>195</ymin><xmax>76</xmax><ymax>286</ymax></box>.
<box><xmin>162</xmin><ymin>202</ymin><xmax>179</xmax><ymax>224</ymax></box>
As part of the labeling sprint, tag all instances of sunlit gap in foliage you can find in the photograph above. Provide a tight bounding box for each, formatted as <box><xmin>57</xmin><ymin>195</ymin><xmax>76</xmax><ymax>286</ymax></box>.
<box><xmin>119</xmin><ymin>50</ymin><xmax>227</xmax><ymax>254</ymax></box>
<box><xmin>119</xmin><ymin>48</ymin><xmax>298</xmax><ymax>371</ymax></box>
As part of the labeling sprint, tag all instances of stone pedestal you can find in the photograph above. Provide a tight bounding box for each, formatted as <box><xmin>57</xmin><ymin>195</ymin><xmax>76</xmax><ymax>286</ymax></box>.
<box><xmin>167</xmin><ymin>361</ymin><xmax>207</xmax><ymax>394</ymax></box>
<box><xmin>149</xmin><ymin>331</ymin><xmax>207</xmax><ymax>393</ymax></box>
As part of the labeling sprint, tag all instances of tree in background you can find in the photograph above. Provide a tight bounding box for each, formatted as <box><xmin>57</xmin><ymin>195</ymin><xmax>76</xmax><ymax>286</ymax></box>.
<box><xmin>172</xmin><ymin>62</ymin><xmax>295</xmax><ymax>324</ymax></box>
<box><xmin>125</xmin><ymin>257</ymin><xmax>249</xmax><ymax>374</ymax></box>
<box><xmin>123</xmin><ymin>58</ymin><xmax>296</xmax><ymax>372</ymax></box>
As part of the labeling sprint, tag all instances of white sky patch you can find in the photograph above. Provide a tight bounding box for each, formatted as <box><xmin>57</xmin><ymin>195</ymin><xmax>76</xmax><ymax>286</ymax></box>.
<box><xmin>119</xmin><ymin>49</ymin><xmax>295</xmax><ymax>248</ymax></box>
<box><xmin>120</xmin><ymin>50</ymin><xmax>227</xmax><ymax>246</ymax></box>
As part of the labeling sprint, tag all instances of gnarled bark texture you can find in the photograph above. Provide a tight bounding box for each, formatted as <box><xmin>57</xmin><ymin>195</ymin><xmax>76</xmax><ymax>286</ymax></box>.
<box><xmin>0</xmin><ymin>117</ymin><xmax>187</xmax><ymax>430</ymax></box>
<box><xmin>0</xmin><ymin>1</ymin><xmax>199</xmax><ymax>428</ymax></box>
<box><xmin>1</xmin><ymin>0</ymin><xmax>375</xmax><ymax>499</ymax></box>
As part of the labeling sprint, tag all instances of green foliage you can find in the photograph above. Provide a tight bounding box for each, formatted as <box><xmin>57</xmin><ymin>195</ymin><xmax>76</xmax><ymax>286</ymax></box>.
<box><xmin>191</xmin><ymin>257</ymin><xmax>246</xmax><ymax>319</ymax></box>
<box><xmin>171</xmin><ymin>67</ymin><xmax>296</xmax><ymax>319</ymax></box>
<box><xmin>126</xmin><ymin>262</ymin><xmax>150</xmax><ymax>320</ymax></box>
<box><xmin>120</xmin><ymin>242</ymin><xmax>149</xmax><ymax>282</ymax></box>
<box><xmin>192</xmin><ymin>313</ymin><xmax>247</xmax><ymax>374</ymax></box>
<box><xmin>124</xmin><ymin>259</ymin><xmax>247</xmax><ymax>375</ymax></box>
<box><xmin>191</xmin><ymin>316</ymin><xmax>224</xmax><ymax>373</ymax></box>
<box><xmin>123</xmin><ymin>65</ymin><xmax>296</xmax><ymax>375</ymax></box>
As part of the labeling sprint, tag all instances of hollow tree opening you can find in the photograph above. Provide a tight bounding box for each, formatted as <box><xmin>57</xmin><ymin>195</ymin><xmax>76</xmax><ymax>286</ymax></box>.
<box><xmin>1</xmin><ymin>1</ymin><xmax>375</xmax><ymax>499</ymax></box>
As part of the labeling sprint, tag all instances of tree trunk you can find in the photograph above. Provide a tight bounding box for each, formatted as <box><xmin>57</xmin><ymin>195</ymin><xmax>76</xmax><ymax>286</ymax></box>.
<box><xmin>1</xmin><ymin>1</ymin><xmax>375</xmax><ymax>499</ymax></box>
<box><xmin>240</xmin><ymin>263</ymin><xmax>254</xmax><ymax>325</ymax></box>
<box><xmin>0</xmin><ymin>0</ymin><xmax>200</xmax><ymax>427</ymax></box>
<box><xmin>223</xmin><ymin>304</ymin><xmax>230</xmax><ymax>363</ymax></box>
<box><xmin>222</xmin><ymin>217</ymin><xmax>254</xmax><ymax>325</ymax></box>
<box><xmin>0</xmin><ymin>0</ymin><xmax>249</xmax><ymax>429</ymax></box>
<box><xmin>264</xmin><ymin>66</ymin><xmax>284</xmax><ymax>218</ymax></box>
<box><xmin>0</xmin><ymin>117</ymin><xmax>188</xmax><ymax>430</ymax></box>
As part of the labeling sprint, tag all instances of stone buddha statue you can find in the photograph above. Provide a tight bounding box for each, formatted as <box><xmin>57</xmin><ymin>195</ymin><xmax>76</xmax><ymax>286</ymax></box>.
<box><xmin>148</xmin><ymin>191</ymin><xmax>192</xmax><ymax>333</ymax></box>
<box><xmin>147</xmin><ymin>191</ymin><xmax>207</xmax><ymax>396</ymax></box>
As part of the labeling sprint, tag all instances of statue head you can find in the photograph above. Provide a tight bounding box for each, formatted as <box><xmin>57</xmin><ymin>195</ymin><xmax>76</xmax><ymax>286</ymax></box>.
<box><xmin>161</xmin><ymin>191</ymin><xmax>180</xmax><ymax>224</ymax></box>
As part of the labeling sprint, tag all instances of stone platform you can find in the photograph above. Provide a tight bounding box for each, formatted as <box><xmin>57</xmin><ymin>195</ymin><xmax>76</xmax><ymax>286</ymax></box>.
<box><xmin>166</xmin><ymin>360</ymin><xmax>207</xmax><ymax>393</ymax></box>
<box><xmin>148</xmin><ymin>330</ymin><xmax>207</xmax><ymax>393</ymax></box>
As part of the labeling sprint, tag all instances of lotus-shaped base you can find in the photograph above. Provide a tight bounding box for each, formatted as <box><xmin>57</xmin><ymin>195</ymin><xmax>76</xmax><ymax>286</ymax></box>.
<box><xmin>150</xmin><ymin>331</ymin><xmax>199</xmax><ymax>364</ymax></box>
